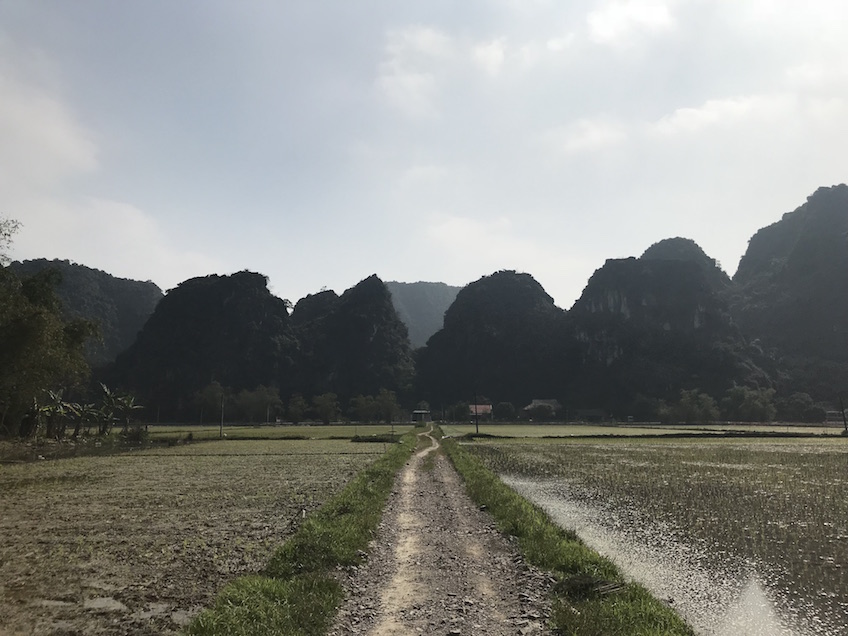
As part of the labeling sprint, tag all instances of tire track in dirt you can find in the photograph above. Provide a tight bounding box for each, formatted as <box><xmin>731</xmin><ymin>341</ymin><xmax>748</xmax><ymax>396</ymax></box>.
<box><xmin>330</xmin><ymin>430</ymin><xmax>552</xmax><ymax>635</ymax></box>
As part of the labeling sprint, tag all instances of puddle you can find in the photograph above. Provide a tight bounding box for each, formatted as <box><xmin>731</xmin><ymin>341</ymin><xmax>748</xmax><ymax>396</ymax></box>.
<box><xmin>504</xmin><ymin>476</ymin><xmax>833</xmax><ymax>636</ymax></box>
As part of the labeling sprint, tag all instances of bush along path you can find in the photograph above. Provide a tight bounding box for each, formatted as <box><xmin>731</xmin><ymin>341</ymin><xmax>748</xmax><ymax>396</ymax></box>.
<box><xmin>443</xmin><ymin>437</ymin><xmax>695</xmax><ymax>636</ymax></box>
<box><xmin>185</xmin><ymin>431</ymin><xmax>418</xmax><ymax>636</ymax></box>
<box><xmin>329</xmin><ymin>428</ymin><xmax>553</xmax><ymax>635</ymax></box>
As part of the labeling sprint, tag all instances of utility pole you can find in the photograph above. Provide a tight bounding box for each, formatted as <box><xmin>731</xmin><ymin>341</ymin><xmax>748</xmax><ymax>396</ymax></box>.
<box><xmin>474</xmin><ymin>392</ymin><xmax>479</xmax><ymax>435</ymax></box>
<box><xmin>220</xmin><ymin>393</ymin><xmax>224</xmax><ymax>439</ymax></box>
<box><xmin>840</xmin><ymin>396</ymin><xmax>847</xmax><ymax>435</ymax></box>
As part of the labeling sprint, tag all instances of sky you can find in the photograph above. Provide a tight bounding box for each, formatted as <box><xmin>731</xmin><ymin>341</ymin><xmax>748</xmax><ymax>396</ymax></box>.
<box><xmin>2</xmin><ymin>1</ymin><xmax>848</xmax><ymax>309</ymax></box>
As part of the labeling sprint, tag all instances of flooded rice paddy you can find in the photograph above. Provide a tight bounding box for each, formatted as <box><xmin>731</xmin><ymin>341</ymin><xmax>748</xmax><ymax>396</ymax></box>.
<box><xmin>469</xmin><ymin>439</ymin><xmax>848</xmax><ymax>635</ymax></box>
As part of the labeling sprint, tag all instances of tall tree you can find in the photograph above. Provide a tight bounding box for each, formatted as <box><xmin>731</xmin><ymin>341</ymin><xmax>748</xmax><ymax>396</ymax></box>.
<box><xmin>374</xmin><ymin>388</ymin><xmax>400</xmax><ymax>423</ymax></box>
<box><xmin>0</xmin><ymin>266</ymin><xmax>96</xmax><ymax>437</ymax></box>
<box><xmin>287</xmin><ymin>394</ymin><xmax>308</xmax><ymax>425</ymax></box>
<box><xmin>312</xmin><ymin>392</ymin><xmax>339</xmax><ymax>425</ymax></box>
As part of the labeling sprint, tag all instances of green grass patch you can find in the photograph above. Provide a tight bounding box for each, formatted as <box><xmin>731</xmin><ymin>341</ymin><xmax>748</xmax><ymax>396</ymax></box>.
<box><xmin>186</xmin><ymin>575</ymin><xmax>342</xmax><ymax>636</ymax></box>
<box><xmin>187</xmin><ymin>430</ymin><xmax>418</xmax><ymax>635</ymax></box>
<box><xmin>442</xmin><ymin>438</ymin><xmax>693</xmax><ymax>636</ymax></box>
<box><xmin>349</xmin><ymin>433</ymin><xmax>402</xmax><ymax>443</ymax></box>
<box><xmin>149</xmin><ymin>423</ymin><xmax>414</xmax><ymax>442</ymax></box>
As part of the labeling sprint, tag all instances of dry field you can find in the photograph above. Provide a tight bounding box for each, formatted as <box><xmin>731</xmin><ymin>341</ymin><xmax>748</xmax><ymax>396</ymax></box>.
<box><xmin>0</xmin><ymin>439</ymin><xmax>385</xmax><ymax>635</ymax></box>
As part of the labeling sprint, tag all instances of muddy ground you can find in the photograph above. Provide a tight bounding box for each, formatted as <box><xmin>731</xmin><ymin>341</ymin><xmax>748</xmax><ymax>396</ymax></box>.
<box><xmin>0</xmin><ymin>439</ymin><xmax>382</xmax><ymax>635</ymax></box>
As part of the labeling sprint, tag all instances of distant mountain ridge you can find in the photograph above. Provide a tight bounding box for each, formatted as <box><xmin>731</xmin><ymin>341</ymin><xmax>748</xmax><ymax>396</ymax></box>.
<box><xmin>415</xmin><ymin>271</ymin><xmax>566</xmax><ymax>407</ymax></box>
<box><xmin>564</xmin><ymin>252</ymin><xmax>767</xmax><ymax>413</ymax></box>
<box><xmin>8</xmin><ymin>259</ymin><xmax>163</xmax><ymax>366</ymax></box>
<box><xmin>108</xmin><ymin>272</ymin><xmax>412</xmax><ymax>419</ymax></box>
<box><xmin>10</xmin><ymin>183</ymin><xmax>847</xmax><ymax>421</ymax></box>
<box><xmin>729</xmin><ymin>184</ymin><xmax>848</xmax><ymax>397</ymax></box>
<box><xmin>385</xmin><ymin>281</ymin><xmax>461</xmax><ymax>348</ymax></box>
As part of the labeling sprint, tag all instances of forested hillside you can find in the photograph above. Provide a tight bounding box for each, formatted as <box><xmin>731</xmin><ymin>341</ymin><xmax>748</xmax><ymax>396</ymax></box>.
<box><xmin>107</xmin><ymin>272</ymin><xmax>412</xmax><ymax>420</ymax></box>
<box><xmin>564</xmin><ymin>247</ymin><xmax>767</xmax><ymax>416</ymax></box>
<box><xmin>107</xmin><ymin>271</ymin><xmax>298</xmax><ymax>419</ymax></box>
<box><xmin>292</xmin><ymin>274</ymin><xmax>414</xmax><ymax>402</ymax></box>
<box><xmin>415</xmin><ymin>271</ymin><xmax>568</xmax><ymax>408</ymax></box>
<box><xmin>729</xmin><ymin>184</ymin><xmax>848</xmax><ymax>399</ymax></box>
<box><xmin>8</xmin><ymin>259</ymin><xmax>162</xmax><ymax>366</ymax></box>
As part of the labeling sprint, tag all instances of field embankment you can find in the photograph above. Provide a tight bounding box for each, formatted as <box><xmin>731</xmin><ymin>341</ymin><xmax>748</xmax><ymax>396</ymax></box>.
<box><xmin>443</xmin><ymin>437</ymin><xmax>694</xmax><ymax>635</ymax></box>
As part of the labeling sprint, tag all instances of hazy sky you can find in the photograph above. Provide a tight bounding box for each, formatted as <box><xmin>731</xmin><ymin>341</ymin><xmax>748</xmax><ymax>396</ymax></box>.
<box><xmin>2</xmin><ymin>1</ymin><xmax>847</xmax><ymax>308</ymax></box>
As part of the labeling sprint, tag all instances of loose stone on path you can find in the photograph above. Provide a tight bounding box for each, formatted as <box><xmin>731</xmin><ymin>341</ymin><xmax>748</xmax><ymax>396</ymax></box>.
<box><xmin>329</xmin><ymin>431</ymin><xmax>553</xmax><ymax>636</ymax></box>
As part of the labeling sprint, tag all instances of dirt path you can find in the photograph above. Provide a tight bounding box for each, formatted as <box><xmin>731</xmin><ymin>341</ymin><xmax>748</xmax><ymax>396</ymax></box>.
<box><xmin>330</xmin><ymin>430</ymin><xmax>553</xmax><ymax>635</ymax></box>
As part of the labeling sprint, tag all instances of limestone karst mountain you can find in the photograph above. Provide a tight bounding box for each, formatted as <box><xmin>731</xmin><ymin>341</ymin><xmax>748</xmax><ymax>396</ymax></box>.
<box><xmin>108</xmin><ymin>271</ymin><xmax>298</xmax><ymax>417</ymax></box>
<box><xmin>415</xmin><ymin>270</ymin><xmax>567</xmax><ymax>408</ymax></box>
<box><xmin>565</xmin><ymin>248</ymin><xmax>766</xmax><ymax>415</ymax></box>
<box><xmin>730</xmin><ymin>184</ymin><xmax>848</xmax><ymax>398</ymax></box>
<box><xmin>12</xmin><ymin>184</ymin><xmax>847</xmax><ymax>422</ymax></box>
<box><xmin>108</xmin><ymin>272</ymin><xmax>413</xmax><ymax>419</ymax></box>
<box><xmin>8</xmin><ymin>259</ymin><xmax>163</xmax><ymax>366</ymax></box>
<box><xmin>291</xmin><ymin>274</ymin><xmax>414</xmax><ymax>402</ymax></box>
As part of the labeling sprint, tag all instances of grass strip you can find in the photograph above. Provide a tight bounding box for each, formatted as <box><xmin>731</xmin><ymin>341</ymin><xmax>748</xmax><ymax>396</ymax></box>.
<box><xmin>186</xmin><ymin>431</ymin><xmax>418</xmax><ymax>636</ymax></box>
<box><xmin>442</xmin><ymin>437</ymin><xmax>694</xmax><ymax>636</ymax></box>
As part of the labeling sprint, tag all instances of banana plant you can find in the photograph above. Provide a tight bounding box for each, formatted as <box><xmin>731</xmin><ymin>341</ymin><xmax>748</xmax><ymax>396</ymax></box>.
<box><xmin>99</xmin><ymin>384</ymin><xmax>143</xmax><ymax>435</ymax></box>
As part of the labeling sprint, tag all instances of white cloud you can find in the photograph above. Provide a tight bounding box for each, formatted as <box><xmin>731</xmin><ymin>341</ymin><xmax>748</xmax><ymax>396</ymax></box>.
<box><xmin>649</xmin><ymin>94</ymin><xmax>798</xmax><ymax>137</ymax></box>
<box><xmin>473</xmin><ymin>38</ymin><xmax>507</xmax><ymax>76</ymax></box>
<box><xmin>546</xmin><ymin>34</ymin><xmax>575</xmax><ymax>52</ymax></box>
<box><xmin>398</xmin><ymin>164</ymin><xmax>449</xmax><ymax>189</ymax></box>
<box><xmin>12</xmin><ymin>196</ymin><xmax>219</xmax><ymax>290</ymax></box>
<box><xmin>544</xmin><ymin>117</ymin><xmax>628</xmax><ymax>154</ymax></box>
<box><xmin>376</xmin><ymin>26</ymin><xmax>453</xmax><ymax>119</ymax></box>
<box><xmin>427</xmin><ymin>215</ymin><xmax>513</xmax><ymax>245</ymax></box>
<box><xmin>587</xmin><ymin>0</ymin><xmax>675</xmax><ymax>45</ymax></box>
<box><xmin>785</xmin><ymin>60</ymin><xmax>848</xmax><ymax>91</ymax></box>
<box><xmin>0</xmin><ymin>60</ymin><xmax>97</xmax><ymax>195</ymax></box>
<box><xmin>424</xmin><ymin>214</ymin><xmax>590</xmax><ymax>307</ymax></box>
<box><xmin>0</xmin><ymin>39</ymin><xmax>222</xmax><ymax>291</ymax></box>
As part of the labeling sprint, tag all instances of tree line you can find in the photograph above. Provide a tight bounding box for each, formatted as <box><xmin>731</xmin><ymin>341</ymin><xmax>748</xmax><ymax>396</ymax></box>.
<box><xmin>191</xmin><ymin>383</ymin><xmax>402</xmax><ymax>426</ymax></box>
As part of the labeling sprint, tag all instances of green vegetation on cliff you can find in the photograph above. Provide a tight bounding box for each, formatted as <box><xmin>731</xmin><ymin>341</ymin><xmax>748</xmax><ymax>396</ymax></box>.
<box><xmin>415</xmin><ymin>270</ymin><xmax>567</xmax><ymax>409</ymax></box>
<box><xmin>9</xmin><ymin>259</ymin><xmax>163</xmax><ymax>367</ymax></box>
<box><xmin>730</xmin><ymin>184</ymin><xmax>848</xmax><ymax>399</ymax></box>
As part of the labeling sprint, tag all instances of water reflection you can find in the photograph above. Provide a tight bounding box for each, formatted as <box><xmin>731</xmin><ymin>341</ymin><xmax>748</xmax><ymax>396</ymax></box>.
<box><xmin>719</xmin><ymin>577</ymin><xmax>788</xmax><ymax>636</ymax></box>
<box><xmin>504</xmin><ymin>476</ymin><xmax>829</xmax><ymax>636</ymax></box>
